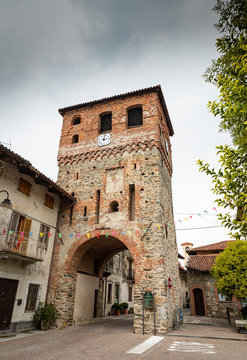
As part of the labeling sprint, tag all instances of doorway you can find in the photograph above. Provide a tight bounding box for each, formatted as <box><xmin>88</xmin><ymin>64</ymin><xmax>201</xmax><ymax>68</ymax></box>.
<box><xmin>0</xmin><ymin>278</ymin><xmax>19</xmax><ymax>330</ymax></box>
<box><xmin>193</xmin><ymin>288</ymin><xmax>205</xmax><ymax>316</ymax></box>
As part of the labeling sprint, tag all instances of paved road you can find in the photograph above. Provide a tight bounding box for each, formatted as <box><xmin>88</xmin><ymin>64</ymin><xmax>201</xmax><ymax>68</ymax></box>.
<box><xmin>1</xmin><ymin>315</ymin><xmax>247</xmax><ymax>360</ymax></box>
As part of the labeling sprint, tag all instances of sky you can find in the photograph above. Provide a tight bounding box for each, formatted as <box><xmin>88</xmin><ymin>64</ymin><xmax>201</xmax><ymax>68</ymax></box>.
<box><xmin>0</xmin><ymin>0</ymin><xmax>233</xmax><ymax>252</ymax></box>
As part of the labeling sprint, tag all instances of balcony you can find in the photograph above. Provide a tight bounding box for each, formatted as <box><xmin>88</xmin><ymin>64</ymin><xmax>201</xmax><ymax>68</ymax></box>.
<box><xmin>123</xmin><ymin>268</ymin><xmax>135</xmax><ymax>282</ymax></box>
<box><xmin>0</xmin><ymin>233</ymin><xmax>45</xmax><ymax>263</ymax></box>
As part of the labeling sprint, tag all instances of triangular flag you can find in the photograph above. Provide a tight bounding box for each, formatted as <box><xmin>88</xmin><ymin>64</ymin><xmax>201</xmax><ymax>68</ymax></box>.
<box><xmin>3</xmin><ymin>229</ymin><xmax>5</xmax><ymax>234</ymax></box>
<box><xmin>96</xmin><ymin>233</ymin><xmax>99</xmax><ymax>238</ymax></box>
<box><xmin>106</xmin><ymin>233</ymin><xmax>108</xmax><ymax>237</ymax></box>
<box><xmin>203</xmin><ymin>210</ymin><xmax>208</xmax><ymax>214</ymax></box>
<box><xmin>58</xmin><ymin>233</ymin><xmax>62</xmax><ymax>238</ymax></box>
<box><xmin>121</xmin><ymin>232</ymin><xmax>125</xmax><ymax>235</ymax></box>
<box><xmin>48</xmin><ymin>233</ymin><xmax>52</xmax><ymax>238</ymax></box>
<box><xmin>128</xmin><ymin>231</ymin><xmax>131</xmax><ymax>235</ymax></box>
<box><xmin>158</xmin><ymin>226</ymin><xmax>161</xmax><ymax>230</ymax></box>
<box><xmin>184</xmin><ymin>218</ymin><xmax>189</xmax><ymax>221</ymax></box>
<box><xmin>40</xmin><ymin>233</ymin><xmax>44</xmax><ymax>238</ymax></box>
<box><xmin>197</xmin><ymin>213</ymin><xmax>201</xmax><ymax>217</ymax></box>
<box><xmin>21</xmin><ymin>232</ymin><xmax>24</xmax><ymax>236</ymax></box>
<box><xmin>70</xmin><ymin>233</ymin><xmax>73</xmax><ymax>238</ymax></box>
<box><xmin>87</xmin><ymin>233</ymin><xmax>90</xmax><ymax>238</ymax></box>
<box><xmin>77</xmin><ymin>233</ymin><xmax>80</xmax><ymax>238</ymax></box>
<box><xmin>29</xmin><ymin>232</ymin><xmax>33</xmax><ymax>238</ymax></box>
<box><xmin>9</xmin><ymin>230</ymin><xmax>13</xmax><ymax>235</ymax></box>
<box><xmin>212</xmin><ymin>207</ymin><xmax>217</xmax><ymax>212</ymax></box>
<box><xmin>144</xmin><ymin>229</ymin><xmax>147</xmax><ymax>233</ymax></box>
<box><xmin>189</xmin><ymin>216</ymin><xmax>192</xmax><ymax>219</ymax></box>
<box><xmin>178</xmin><ymin>220</ymin><xmax>182</xmax><ymax>223</ymax></box>
<box><xmin>112</xmin><ymin>232</ymin><xmax>115</xmax><ymax>236</ymax></box>
<box><xmin>168</xmin><ymin>223</ymin><xmax>171</xmax><ymax>226</ymax></box>
<box><xmin>136</xmin><ymin>230</ymin><xmax>139</xmax><ymax>234</ymax></box>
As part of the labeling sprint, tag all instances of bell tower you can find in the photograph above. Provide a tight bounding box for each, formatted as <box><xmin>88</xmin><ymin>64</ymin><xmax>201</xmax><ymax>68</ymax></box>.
<box><xmin>49</xmin><ymin>85</ymin><xmax>181</xmax><ymax>334</ymax></box>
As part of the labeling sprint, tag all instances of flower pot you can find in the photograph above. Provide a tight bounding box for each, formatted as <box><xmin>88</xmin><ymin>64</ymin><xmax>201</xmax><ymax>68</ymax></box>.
<box><xmin>114</xmin><ymin>309</ymin><xmax>120</xmax><ymax>316</ymax></box>
<box><xmin>41</xmin><ymin>320</ymin><xmax>49</xmax><ymax>331</ymax></box>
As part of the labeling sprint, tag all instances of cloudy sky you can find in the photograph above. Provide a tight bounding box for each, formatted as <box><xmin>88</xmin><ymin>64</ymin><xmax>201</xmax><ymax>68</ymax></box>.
<box><xmin>0</xmin><ymin>0</ymin><xmax>232</xmax><ymax>251</ymax></box>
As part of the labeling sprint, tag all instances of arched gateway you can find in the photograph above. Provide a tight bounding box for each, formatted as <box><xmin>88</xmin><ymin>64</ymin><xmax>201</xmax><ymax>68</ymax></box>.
<box><xmin>48</xmin><ymin>85</ymin><xmax>182</xmax><ymax>335</ymax></box>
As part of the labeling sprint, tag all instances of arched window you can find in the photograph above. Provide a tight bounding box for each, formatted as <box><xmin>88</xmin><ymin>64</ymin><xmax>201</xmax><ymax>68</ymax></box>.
<box><xmin>109</xmin><ymin>201</ymin><xmax>119</xmax><ymax>212</ymax></box>
<box><xmin>72</xmin><ymin>134</ymin><xmax>79</xmax><ymax>144</ymax></box>
<box><xmin>127</xmin><ymin>107</ymin><xmax>143</xmax><ymax>128</ymax></box>
<box><xmin>72</xmin><ymin>117</ymin><xmax>81</xmax><ymax>125</ymax></box>
<box><xmin>100</xmin><ymin>113</ymin><xmax>112</xmax><ymax>133</ymax></box>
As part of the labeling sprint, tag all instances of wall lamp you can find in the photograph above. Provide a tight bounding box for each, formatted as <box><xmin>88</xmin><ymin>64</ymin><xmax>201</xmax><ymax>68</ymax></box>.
<box><xmin>0</xmin><ymin>190</ymin><xmax>12</xmax><ymax>208</ymax></box>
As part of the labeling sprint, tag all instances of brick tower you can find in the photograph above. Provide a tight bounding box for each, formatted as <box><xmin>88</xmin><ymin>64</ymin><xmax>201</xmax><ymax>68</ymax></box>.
<box><xmin>49</xmin><ymin>85</ymin><xmax>181</xmax><ymax>335</ymax></box>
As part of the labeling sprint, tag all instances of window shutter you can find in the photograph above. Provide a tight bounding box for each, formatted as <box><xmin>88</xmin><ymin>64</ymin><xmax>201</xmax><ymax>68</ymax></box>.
<box><xmin>18</xmin><ymin>178</ymin><xmax>32</xmax><ymax>196</ymax></box>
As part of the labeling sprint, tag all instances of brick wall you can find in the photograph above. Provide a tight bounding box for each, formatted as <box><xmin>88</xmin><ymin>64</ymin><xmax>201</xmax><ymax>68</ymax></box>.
<box><xmin>48</xmin><ymin>89</ymin><xmax>181</xmax><ymax>334</ymax></box>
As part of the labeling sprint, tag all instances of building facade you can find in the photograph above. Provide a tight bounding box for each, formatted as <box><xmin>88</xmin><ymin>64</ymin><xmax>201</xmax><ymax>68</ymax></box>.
<box><xmin>0</xmin><ymin>145</ymin><xmax>74</xmax><ymax>333</ymax></box>
<box><xmin>187</xmin><ymin>241</ymin><xmax>241</xmax><ymax>319</ymax></box>
<box><xmin>48</xmin><ymin>85</ymin><xmax>181</xmax><ymax>335</ymax></box>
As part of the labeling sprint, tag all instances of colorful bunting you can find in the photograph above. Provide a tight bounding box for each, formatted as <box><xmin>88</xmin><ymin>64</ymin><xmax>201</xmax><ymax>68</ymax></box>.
<box><xmin>58</xmin><ymin>233</ymin><xmax>62</xmax><ymax>238</ymax></box>
<box><xmin>48</xmin><ymin>233</ymin><xmax>51</xmax><ymax>238</ymax></box>
<box><xmin>40</xmin><ymin>233</ymin><xmax>44</xmax><ymax>238</ymax></box>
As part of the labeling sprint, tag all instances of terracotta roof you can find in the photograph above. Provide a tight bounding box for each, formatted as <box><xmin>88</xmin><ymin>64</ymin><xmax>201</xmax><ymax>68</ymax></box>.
<box><xmin>181</xmin><ymin>242</ymin><xmax>193</xmax><ymax>246</ymax></box>
<box><xmin>0</xmin><ymin>144</ymin><xmax>75</xmax><ymax>201</ymax></box>
<box><xmin>58</xmin><ymin>85</ymin><xmax>174</xmax><ymax>136</ymax></box>
<box><xmin>187</xmin><ymin>255</ymin><xmax>217</xmax><ymax>272</ymax></box>
<box><xmin>188</xmin><ymin>241</ymin><xmax>234</xmax><ymax>254</ymax></box>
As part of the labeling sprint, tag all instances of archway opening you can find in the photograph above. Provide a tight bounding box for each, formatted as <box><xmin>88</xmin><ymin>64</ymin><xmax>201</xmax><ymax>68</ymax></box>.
<box><xmin>193</xmin><ymin>288</ymin><xmax>205</xmax><ymax>316</ymax></box>
<box><xmin>72</xmin><ymin>235</ymin><xmax>135</xmax><ymax>325</ymax></box>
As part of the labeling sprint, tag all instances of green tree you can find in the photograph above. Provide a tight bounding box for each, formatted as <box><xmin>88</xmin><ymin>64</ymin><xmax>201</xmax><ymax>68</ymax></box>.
<box><xmin>198</xmin><ymin>0</ymin><xmax>247</xmax><ymax>239</ymax></box>
<box><xmin>197</xmin><ymin>144</ymin><xmax>247</xmax><ymax>240</ymax></box>
<box><xmin>211</xmin><ymin>240</ymin><xmax>247</xmax><ymax>299</ymax></box>
<box><xmin>204</xmin><ymin>0</ymin><xmax>247</xmax><ymax>146</ymax></box>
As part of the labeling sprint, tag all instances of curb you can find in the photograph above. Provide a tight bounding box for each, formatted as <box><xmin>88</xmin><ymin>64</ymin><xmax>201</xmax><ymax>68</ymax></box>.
<box><xmin>185</xmin><ymin>322</ymin><xmax>229</xmax><ymax>328</ymax></box>
<box><xmin>167</xmin><ymin>333</ymin><xmax>247</xmax><ymax>342</ymax></box>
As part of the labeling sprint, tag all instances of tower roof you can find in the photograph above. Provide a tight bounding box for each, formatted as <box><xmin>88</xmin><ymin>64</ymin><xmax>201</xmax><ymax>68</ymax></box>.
<box><xmin>58</xmin><ymin>85</ymin><xmax>174</xmax><ymax>136</ymax></box>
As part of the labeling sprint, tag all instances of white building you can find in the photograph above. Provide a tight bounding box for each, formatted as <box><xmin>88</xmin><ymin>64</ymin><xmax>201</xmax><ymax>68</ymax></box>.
<box><xmin>0</xmin><ymin>145</ymin><xmax>74</xmax><ymax>333</ymax></box>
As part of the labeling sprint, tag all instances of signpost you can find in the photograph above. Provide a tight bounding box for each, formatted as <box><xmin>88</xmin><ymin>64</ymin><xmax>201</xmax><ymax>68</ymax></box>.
<box><xmin>144</xmin><ymin>291</ymin><xmax>153</xmax><ymax>308</ymax></box>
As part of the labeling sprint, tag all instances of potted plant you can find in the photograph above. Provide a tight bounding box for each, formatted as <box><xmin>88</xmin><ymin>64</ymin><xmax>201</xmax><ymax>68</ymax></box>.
<box><xmin>33</xmin><ymin>302</ymin><xmax>58</xmax><ymax>330</ymax></box>
<box><xmin>112</xmin><ymin>303</ymin><xmax>121</xmax><ymax>316</ymax></box>
<box><xmin>120</xmin><ymin>302</ymin><xmax>129</xmax><ymax>315</ymax></box>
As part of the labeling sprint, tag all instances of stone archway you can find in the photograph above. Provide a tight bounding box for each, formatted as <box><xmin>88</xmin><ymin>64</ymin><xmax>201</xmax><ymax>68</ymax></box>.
<box><xmin>190</xmin><ymin>286</ymin><xmax>207</xmax><ymax>316</ymax></box>
<box><xmin>48</xmin><ymin>229</ymin><xmax>144</xmax><ymax>330</ymax></box>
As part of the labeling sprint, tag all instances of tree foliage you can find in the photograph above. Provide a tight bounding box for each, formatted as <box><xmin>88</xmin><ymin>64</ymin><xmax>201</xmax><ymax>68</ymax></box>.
<box><xmin>197</xmin><ymin>144</ymin><xmax>247</xmax><ymax>240</ymax></box>
<box><xmin>204</xmin><ymin>0</ymin><xmax>247</xmax><ymax>146</ymax></box>
<box><xmin>198</xmin><ymin>0</ymin><xmax>247</xmax><ymax>240</ymax></box>
<box><xmin>211</xmin><ymin>240</ymin><xmax>247</xmax><ymax>299</ymax></box>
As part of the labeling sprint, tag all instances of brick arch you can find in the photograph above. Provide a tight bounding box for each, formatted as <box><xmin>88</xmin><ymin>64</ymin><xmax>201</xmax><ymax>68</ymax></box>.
<box><xmin>64</xmin><ymin>229</ymin><xmax>143</xmax><ymax>274</ymax></box>
<box><xmin>190</xmin><ymin>285</ymin><xmax>208</xmax><ymax>316</ymax></box>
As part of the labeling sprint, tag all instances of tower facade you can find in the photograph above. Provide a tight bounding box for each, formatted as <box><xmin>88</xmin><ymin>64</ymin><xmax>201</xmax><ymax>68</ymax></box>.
<box><xmin>48</xmin><ymin>85</ymin><xmax>181</xmax><ymax>334</ymax></box>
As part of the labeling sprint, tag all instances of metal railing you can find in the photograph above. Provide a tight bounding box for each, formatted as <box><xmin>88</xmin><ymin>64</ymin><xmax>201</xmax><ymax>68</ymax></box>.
<box><xmin>0</xmin><ymin>233</ymin><xmax>45</xmax><ymax>261</ymax></box>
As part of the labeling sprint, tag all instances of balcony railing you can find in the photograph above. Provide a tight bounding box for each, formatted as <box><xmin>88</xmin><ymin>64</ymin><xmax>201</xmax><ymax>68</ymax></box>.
<box><xmin>0</xmin><ymin>233</ymin><xmax>45</xmax><ymax>262</ymax></box>
<box><xmin>122</xmin><ymin>268</ymin><xmax>135</xmax><ymax>281</ymax></box>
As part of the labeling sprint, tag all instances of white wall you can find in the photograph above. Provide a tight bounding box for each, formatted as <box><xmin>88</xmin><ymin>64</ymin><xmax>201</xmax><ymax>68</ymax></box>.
<box><xmin>74</xmin><ymin>273</ymin><xmax>99</xmax><ymax>324</ymax></box>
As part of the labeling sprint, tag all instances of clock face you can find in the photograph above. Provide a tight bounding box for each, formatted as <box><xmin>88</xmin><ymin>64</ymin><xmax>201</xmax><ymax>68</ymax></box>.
<box><xmin>97</xmin><ymin>133</ymin><xmax>111</xmax><ymax>146</ymax></box>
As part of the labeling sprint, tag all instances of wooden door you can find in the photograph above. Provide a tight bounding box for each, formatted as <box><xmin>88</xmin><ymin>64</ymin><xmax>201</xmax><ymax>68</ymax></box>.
<box><xmin>0</xmin><ymin>278</ymin><xmax>19</xmax><ymax>330</ymax></box>
<box><xmin>193</xmin><ymin>288</ymin><xmax>205</xmax><ymax>316</ymax></box>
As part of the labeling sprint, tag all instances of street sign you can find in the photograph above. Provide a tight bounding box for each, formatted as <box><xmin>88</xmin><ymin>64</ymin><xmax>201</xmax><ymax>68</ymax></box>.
<box><xmin>144</xmin><ymin>291</ymin><xmax>153</xmax><ymax>308</ymax></box>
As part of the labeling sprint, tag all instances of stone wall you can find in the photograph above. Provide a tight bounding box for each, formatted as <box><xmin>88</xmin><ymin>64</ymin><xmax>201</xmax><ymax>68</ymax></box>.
<box><xmin>48</xmin><ymin>89</ymin><xmax>181</xmax><ymax>334</ymax></box>
<box><xmin>187</xmin><ymin>269</ymin><xmax>241</xmax><ymax>319</ymax></box>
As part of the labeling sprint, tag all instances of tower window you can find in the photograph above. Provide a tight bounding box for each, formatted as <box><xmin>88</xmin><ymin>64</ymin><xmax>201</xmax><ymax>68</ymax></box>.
<box><xmin>128</xmin><ymin>107</ymin><xmax>143</xmax><ymax>128</ymax></box>
<box><xmin>109</xmin><ymin>201</ymin><xmax>119</xmax><ymax>212</ymax></box>
<box><xmin>72</xmin><ymin>134</ymin><xmax>79</xmax><ymax>144</ymax></box>
<box><xmin>129</xmin><ymin>184</ymin><xmax>135</xmax><ymax>221</ymax></box>
<box><xmin>100</xmin><ymin>113</ymin><xmax>112</xmax><ymax>133</ymax></box>
<box><xmin>84</xmin><ymin>206</ymin><xmax>87</xmax><ymax>216</ymax></box>
<box><xmin>72</xmin><ymin>117</ymin><xmax>81</xmax><ymax>125</ymax></box>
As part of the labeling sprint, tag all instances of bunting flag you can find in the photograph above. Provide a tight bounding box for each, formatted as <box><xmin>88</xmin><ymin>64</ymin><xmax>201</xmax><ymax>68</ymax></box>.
<box><xmin>48</xmin><ymin>233</ymin><xmax>52</xmax><ymax>238</ymax></box>
<box><xmin>87</xmin><ymin>233</ymin><xmax>90</xmax><ymax>238</ymax></box>
<box><xmin>70</xmin><ymin>233</ymin><xmax>73</xmax><ymax>238</ymax></box>
<box><xmin>58</xmin><ymin>233</ymin><xmax>62</xmax><ymax>238</ymax></box>
<box><xmin>29</xmin><ymin>232</ymin><xmax>33</xmax><ymax>238</ymax></box>
<box><xmin>40</xmin><ymin>233</ymin><xmax>44</xmax><ymax>238</ymax></box>
<box><xmin>77</xmin><ymin>233</ymin><xmax>80</xmax><ymax>238</ymax></box>
<box><xmin>16</xmin><ymin>236</ymin><xmax>24</xmax><ymax>248</ymax></box>
<box><xmin>9</xmin><ymin>230</ymin><xmax>13</xmax><ymax>235</ymax></box>
<box><xmin>212</xmin><ymin>207</ymin><xmax>217</xmax><ymax>212</ymax></box>
<box><xmin>96</xmin><ymin>233</ymin><xmax>99</xmax><ymax>238</ymax></box>
<box><xmin>106</xmin><ymin>233</ymin><xmax>108</xmax><ymax>237</ymax></box>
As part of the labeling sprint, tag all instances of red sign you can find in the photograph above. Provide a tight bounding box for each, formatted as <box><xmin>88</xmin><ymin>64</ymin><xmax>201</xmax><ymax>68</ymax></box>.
<box><xmin>168</xmin><ymin>277</ymin><xmax>172</xmax><ymax>289</ymax></box>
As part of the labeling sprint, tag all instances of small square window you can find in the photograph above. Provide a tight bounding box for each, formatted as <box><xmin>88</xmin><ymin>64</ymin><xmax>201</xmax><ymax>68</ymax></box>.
<box><xmin>44</xmin><ymin>194</ymin><xmax>54</xmax><ymax>209</ymax></box>
<box><xmin>18</xmin><ymin>178</ymin><xmax>32</xmax><ymax>196</ymax></box>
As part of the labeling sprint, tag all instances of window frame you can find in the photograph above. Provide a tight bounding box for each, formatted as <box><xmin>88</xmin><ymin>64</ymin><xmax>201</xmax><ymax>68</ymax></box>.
<box><xmin>44</xmin><ymin>194</ymin><xmax>55</xmax><ymax>210</ymax></box>
<box><xmin>18</xmin><ymin>177</ymin><xmax>32</xmax><ymax>196</ymax></box>
<box><xmin>71</xmin><ymin>117</ymin><xmax>81</xmax><ymax>125</ymax></box>
<box><xmin>38</xmin><ymin>224</ymin><xmax>50</xmax><ymax>250</ymax></box>
<box><xmin>72</xmin><ymin>134</ymin><xmax>79</xmax><ymax>144</ymax></box>
<box><xmin>25</xmin><ymin>282</ymin><xmax>41</xmax><ymax>312</ymax></box>
<box><xmin>99</xmin><ymin>112</ymin><xmax>112</xmax><ymax>133</ymax></box>
<box><xmin>127</xmin><ymin>106</ymin><xmax>143</xmax><ymax>128</ymax></box>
